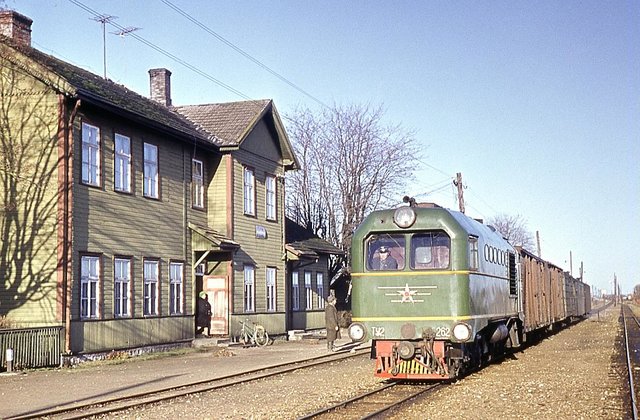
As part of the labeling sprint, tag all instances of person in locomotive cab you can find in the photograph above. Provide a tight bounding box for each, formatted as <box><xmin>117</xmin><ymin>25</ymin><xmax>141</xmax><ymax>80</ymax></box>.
<box><xmin>196</xmin><ymin>291</ymin><xmax>212</xmax><ymax>337</ymax></box>
<box><xmin>325</xmin><ymin>295</ymin><xmax>340</xmax><ymax>352</ymax></box>
<box><xmin>372</xmin><ymin>246</ymin><xmax>398</xmax><ymax>270</ymax></box>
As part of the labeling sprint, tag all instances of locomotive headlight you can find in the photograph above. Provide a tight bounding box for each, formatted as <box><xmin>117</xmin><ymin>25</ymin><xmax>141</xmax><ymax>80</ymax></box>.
<box><xmin>348</xmin><ymin>323</ymin><xmax>366</xmax><ymax>342</ymax></box>
<box><xmin>452</xmin><ymin>323</ymin><xmax>472</xmax><ymax>341</ymax></box>
<box><xmin>393</xmin><ymin>207</ymin><xmax>416</xmax><ymax>228</ymax></box>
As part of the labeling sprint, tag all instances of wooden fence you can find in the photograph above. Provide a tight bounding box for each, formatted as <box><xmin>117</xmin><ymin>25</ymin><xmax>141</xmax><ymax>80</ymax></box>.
<box><xmin>0</xmin><ymin>326</ymin><xmax>63</xmax><ymax>370</ymax></box>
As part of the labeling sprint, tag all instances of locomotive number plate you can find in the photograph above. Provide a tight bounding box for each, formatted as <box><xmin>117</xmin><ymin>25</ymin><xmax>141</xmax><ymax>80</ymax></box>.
<box><xmin>435</xmin><ymin>326</ymin><xmax>451</xmax><ymax>338</ymax></box>
<box><xmin>371</xmin><ymin>327</ymin><xmax>385</xmax><ymax>338</ymax></box>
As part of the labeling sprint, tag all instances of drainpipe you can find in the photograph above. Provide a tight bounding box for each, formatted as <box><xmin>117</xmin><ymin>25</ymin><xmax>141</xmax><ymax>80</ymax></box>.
<box><xmin>63</xmin><ymin>97</ymin><xmax>80</xmax><ymax>355</ymax></box>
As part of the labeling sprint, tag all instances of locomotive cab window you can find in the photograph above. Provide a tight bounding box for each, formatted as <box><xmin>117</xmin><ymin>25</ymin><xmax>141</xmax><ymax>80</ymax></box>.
<box><xmin>411</xmin><ymin>231</ymin><xmax>450</xmax><ymax>270</ymax></box>
<box><xmin>366</xmin><ymin>234</ymin><xmax>405</xmax><ymax>271</ymax></box>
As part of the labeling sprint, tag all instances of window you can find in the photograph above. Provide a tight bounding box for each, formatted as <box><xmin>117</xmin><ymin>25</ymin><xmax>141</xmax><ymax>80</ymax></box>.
<box><xmin>317</xmin><ymin>272</ymin><xmax>325</xmax><ymax>309</ymax></box>
<box><xmin>80</xmin><ymin>255</ymin><xmax>100</xmax><ymax>319</ymax></box>
<box><xmin>169</xmin><ymin>262</ymin><xmax>183</xmax><ymax>315</ymax></box>
<box><xmin>266</xmin><ymin>267</ymin><xmax>276</xmax><ymax>312</ymax></box>
<box><xmin>143</xmin><ymin>260</ymin><xmax>159</xmax><ymax>315</ymax></box>
<box><xmin>468</xmin><ymin>237</ymin><xmax>479</xmax><ymax>270</ymax></box>
<box><xmin>243</xmin><ymin>167</ymin><xmax>255</xmax><ymax>215</ymax></box>
<box><xmin>411</xmin><ymin>232</ymin><xmax>451</xmax><ymax>269</ymax></box>
<box><xmin>143</xmin><ymin>143</ymin><xmax>159</xmax><ymax>198</ymax></box>
<box><xmin>366</xmin><ymin>234</ymin><xmax>405</xmax><ymax>271</ymax></box>
<box><xmin>291</xmin><ymin>271</ymin><xmax>300</xmax><ymax>311</ymax></box>
<box><xmin>192</xmin><ymin>159</ymin><xmax>204</xmax><ymax>209</ymax></box>
<box><xmin>81</xmin><ymin>123</ymin><xmax>100</xmax><ymax>186</ymax></box>
<box><xmin>114</xmin><ymin>258</ymin><xmax>130</xmax><ymax>317</ymax></box>
<box><xmin>265</xmin><ymin>175</ymin><xmax>276</xmax><ymax>220</ymax></box>
<box><xmin>304</xmin><ymin>271</ymin><xmax>313</xmax><ymax>310</ymax></box>
<box><xmin>114</xmin><ymin>134</ymin><xmax>131</xmax><ymax>193</ymax></box>
<box><xmin>244</xmin><ymin>265</ymin><xmax>255</xmax><ymax>312</ymax></box>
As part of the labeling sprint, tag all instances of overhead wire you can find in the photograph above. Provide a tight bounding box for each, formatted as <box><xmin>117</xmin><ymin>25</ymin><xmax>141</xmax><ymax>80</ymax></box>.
<box><xmin>159</xmin><ymin>0</ymin><xmax>329</xmax><ymax>109</ymax></box>
<box><xmin>67</xmin><ymin>0</ymin><xmax>253</xmax><ymax>101</ymax></box>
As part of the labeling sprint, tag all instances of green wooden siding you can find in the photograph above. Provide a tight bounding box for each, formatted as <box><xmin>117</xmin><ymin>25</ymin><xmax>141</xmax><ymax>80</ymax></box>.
<box><xmin>0</xmin><ymin>59</ymin><xmax>61</xmax><ymax>327</ymax></box>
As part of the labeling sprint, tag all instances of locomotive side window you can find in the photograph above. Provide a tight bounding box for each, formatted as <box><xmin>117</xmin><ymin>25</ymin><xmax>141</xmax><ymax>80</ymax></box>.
<box><xmin>410</xmin><ymin>231</ymin><xmax>450</xmax><ymax>270</ymax></box>
<box><xmin>468</xmin><ymin>236</ymin><xmax>479</xmax><ymax>270</ymax></box>
<box><xmin>366</xmin><ymin>234</ymin><xmax>405</xmax><ymax>271</ymax></box>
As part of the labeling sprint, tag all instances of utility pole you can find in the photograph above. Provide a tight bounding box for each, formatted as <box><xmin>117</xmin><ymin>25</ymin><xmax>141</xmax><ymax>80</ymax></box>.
<box><xmin>569</xmin><ymin>251</ymin><xmax>573</xmax><ymax>276</ymax></box>
<box><xmin>453</xmin><ymin>172</ymin><xmax>465</xmax><ymax>214</ymax></box>
<box><xmin>536</xmin><ymin>231</ymin><xmax>541</xmax><ymax>258</ymax></box>
<box><xmin>91</xmin><ymin>14</ymin><xmax>117</xmax><ymax>78</ymax></box>
<box><xmin>614</xmin><ymin>273</ymin><xmax>617</xmax><ymax>306</ymax></box>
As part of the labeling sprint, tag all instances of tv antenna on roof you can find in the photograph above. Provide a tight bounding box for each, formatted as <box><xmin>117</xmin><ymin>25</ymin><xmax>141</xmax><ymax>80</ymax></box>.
<box><xmin>90</xmin><ymin>14</ymin><xmax>117</xmax><ymax>78</ymax></box>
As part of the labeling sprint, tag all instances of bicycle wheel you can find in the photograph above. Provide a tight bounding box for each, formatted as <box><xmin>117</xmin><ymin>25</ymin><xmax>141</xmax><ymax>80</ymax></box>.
<box><xmin>254</xmin><ymin>327</ymin><xmax>269</xmax><ymax>347</ymax></box>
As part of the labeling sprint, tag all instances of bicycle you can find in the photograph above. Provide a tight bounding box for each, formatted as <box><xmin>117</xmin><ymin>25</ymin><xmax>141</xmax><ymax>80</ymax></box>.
<box><xmin>237</xmin><ymin>319</ymin><xmax>270</xmax><ymax>347</ymax></box>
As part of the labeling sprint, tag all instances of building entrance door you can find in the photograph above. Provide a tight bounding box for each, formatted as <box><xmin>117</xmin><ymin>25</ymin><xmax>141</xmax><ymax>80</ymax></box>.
<box><xmin>203</xmin><ymin>276</ymin><xmax>228</xmax><ymax>335</ymax></box>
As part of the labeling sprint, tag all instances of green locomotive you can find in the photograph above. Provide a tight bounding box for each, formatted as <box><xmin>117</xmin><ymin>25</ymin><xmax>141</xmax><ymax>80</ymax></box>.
<box><xmin>347</xmin><ymin>200</ymin><xmax>522</xmax><ymax>380</ymax></box>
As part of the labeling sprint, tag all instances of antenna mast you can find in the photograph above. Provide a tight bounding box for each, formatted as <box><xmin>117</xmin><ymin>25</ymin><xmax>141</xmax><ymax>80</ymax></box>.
<box><xmin>91</xmin><ymin>14</ymin><xmax>117</xmax><ymax>78</ymax></box>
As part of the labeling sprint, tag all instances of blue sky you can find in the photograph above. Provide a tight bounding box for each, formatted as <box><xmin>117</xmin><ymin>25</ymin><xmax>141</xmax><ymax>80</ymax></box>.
<box><xmin>5</xmin><ymin>1</ymin><xmax>638</xmax><ymax>295</ymax></box>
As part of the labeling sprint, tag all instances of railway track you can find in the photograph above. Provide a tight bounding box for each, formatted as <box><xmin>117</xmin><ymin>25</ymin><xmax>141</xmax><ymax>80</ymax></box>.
<box><xmin>298</xmin><ymin>381</ymin><xmax>443</xmax><ymax>419</ymax></box>
<box><xmin>622</xmin><ymin>304</ymin><xmax>640</xmax><ymax>420</ymax></box>
<box><xmin>8</xmin><ymin>347</ymin><xmax>370</xmax><ymax>420</ymax></box>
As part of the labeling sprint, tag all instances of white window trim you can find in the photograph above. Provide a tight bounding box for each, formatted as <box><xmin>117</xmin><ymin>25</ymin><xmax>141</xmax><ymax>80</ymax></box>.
<box><xmin>169</xmin><ymin>262</ymin><xmax>184</xmax><ymax>315</ymax></box>
<box><xmin>81</xmin><ymin>123</ymin><xmax>100</xmax><ymax>186</ymax></box>
<box><xmin>304</xmin><ymin>271</ymin><xmax>313</xmax><ymax>310</ymax></box>
<box><xmin>317</xmin><ymin>272</ymin><xmax>325</xmax><ymax>309</ymax></box>
<box><xmin>114</xmin><ymin>133</ymin><xmax>131</xmax><ymax>193</ymax></box>
<box><xmin>266</xmin><ymin>267</ymin><xmax>276</xmax><ymax>312</ymax></box>
<box><xmin>243</xmin><ymin>167</ymin><xmax>255</xmax><ymax>216</ymax></box>
<box><xmin>291</xmin><ymin>271</ymin><xmax>300</xmax><ymax>311</ymax></box>
<box><xmin>143</xmin><ymin>142</ymin><xmax>159</xmax><ymax>198</ymax></box>
<box><xmin>244</xmin><ymin>265</ymin><xmax>255</xmax><ymax>312</ymax></box>
<box><xmin>192</xmin><ymin>159</ymin><xmax>204</xmax><ymax>209</ymax></box>
<box><xmin>114</xmin><ymin>258</ymin><xmax>131</xmax><ymax>318</ymax></box>
<box><xmin>80</xmin><ymin>255</ymin><xmax>100</xmax><ymax>319</ymax></box>
<box><xmin>143</xmin><ymin>260</ymin><xmax>159</xmax><ymax>316</ymax></box>
<box><xmin>265</xmin><ymin>175</ymin><xmax>276</xmax><ymax>221</ymax></box>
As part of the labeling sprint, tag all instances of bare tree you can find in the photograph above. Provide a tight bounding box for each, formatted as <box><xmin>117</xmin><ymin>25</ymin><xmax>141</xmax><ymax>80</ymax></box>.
<box><xmin>487</xmin><ymin>213</ymin><xmax>536</xmax><ymax>253</ymax></box>
<box><xmin>285</xmin><ymin>103</ymin><xmax>421</xmax><ymax>270</ymax></box>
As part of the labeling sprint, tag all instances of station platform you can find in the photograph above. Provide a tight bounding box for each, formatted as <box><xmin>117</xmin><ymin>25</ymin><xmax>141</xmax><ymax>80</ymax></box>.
<box><xmin>0</xmin><ymin>332</ymin><xmax>358</xmax><ymax>419</ymax></box>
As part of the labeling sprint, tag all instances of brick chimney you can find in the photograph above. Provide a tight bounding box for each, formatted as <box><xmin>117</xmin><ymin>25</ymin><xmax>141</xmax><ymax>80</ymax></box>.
<box><xmin>0</xmin><ymin>10</ymin><xmax>32</xmax><ymax>47</ymax></box>
<box><xmin>149</xmin><ymin>68</ymin><xmax>172</xmax><ymax>106</ymax></box>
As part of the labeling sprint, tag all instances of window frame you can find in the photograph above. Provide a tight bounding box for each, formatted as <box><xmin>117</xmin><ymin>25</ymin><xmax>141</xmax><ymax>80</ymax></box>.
<box><xmin>114</xmin><ymin>133</ymin><xmax>132</xmax><ymax>193</ymax></box>
<box><xmin>143</xmin><ymin>259</ymin><xmax>159</xmax><ymax>316</ymax></box>
<box><xmin>243</xmin><ymin>167</ymin><xmax>255</xmax><ymax>216</ymax></box>
<box><xmin>169</xmin><ymin>262</ymin><xmax>184</xmax><ymax>315</ymax></box>
<box><xmin>243</xmin><ymin>265</ymin><xmax>255</xmax><ymax>312</ymax></box>
<box><xmin>143</xmin><ymin>142</ymin><xmax>159</xmax><ymax>199</ymax></box>
<box><xmin>468</xmin><ymin>236</ymin><xmax>479</xmax><ymax>271</ymax></box>
<box><xmin>192</xmin><ymin>158</ymin><xmax>204</xmax><ymax>209</ymax></box>
<box><xmin>114</xmin><ymin>257</ymin><xmax>131</xmax><ymax>318</ymax></box>
<box><xmin>80</xmin><ymin>255</ymin><xmax>100</xmax><ymax>319</ymax></box>
<box><xmin>410</xmin><ymin>231</ymin><xmax>451</xmax><ymax>270</ymax></box>
<box><xmin>304</xmin><ymin>271</ymin><xmax>313</xmax><ymax>310</ymax></box>
<box><xmin>81</xmin><ymin>122</ymin><xmax>101</xmax><ymax>187</ymax></box>
<box><xmin>317</xmin><ymin>272</ymin><xmax>325</xmax><ymax>309</ymax></box>
<box><xmin>265</xmin><ymin>175</ymin><xmax>277</xmax><ymax>221</ymax></box>
<box><xmin>291</xmin><ymin>271</ymin><xmax>300</xmax><ymax>311</ymax></box>
<box><xmin>266</xmin><ymin>267</ymin><xmax>276</xmax><ymax>312</ymax></box>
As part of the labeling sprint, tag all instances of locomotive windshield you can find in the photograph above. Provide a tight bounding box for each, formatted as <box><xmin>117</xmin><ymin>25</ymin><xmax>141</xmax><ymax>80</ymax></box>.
<box><xmin>410</xmin><ymin>231</ymin><xmax>450</xmax><ymax>269</ymax></box>
<box><xmin>366</xmin><ymin>234</ymin><xmax>405</xmax><ymax>271</ymax></box>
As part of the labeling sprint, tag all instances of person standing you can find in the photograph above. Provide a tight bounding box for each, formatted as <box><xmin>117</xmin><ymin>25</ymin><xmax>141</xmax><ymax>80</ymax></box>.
<box><xmin>325</xmin><ymin>295</ymin><xmax>340</xmax><ymax>351</ymax></box>
<box><xmin>196</xmin><ymin>291</ymin><xmax>212</xmax><ymax>337</ymax></box>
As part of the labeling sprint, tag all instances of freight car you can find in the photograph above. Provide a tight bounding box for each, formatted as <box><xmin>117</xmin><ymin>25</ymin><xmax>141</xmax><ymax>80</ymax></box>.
<box><xmin>346</xmin><ymin>200</ymin><xmax>590</xmax><ymax>380</ymax></box>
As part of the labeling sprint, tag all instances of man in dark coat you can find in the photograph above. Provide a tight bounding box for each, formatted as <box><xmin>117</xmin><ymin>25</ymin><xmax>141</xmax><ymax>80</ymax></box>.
<box><xmin>196</xmin><ymin>291</ymin><xmax>212</xmax><ymax>337</ymax></box>
<box><xmin>325</xmin><ymin>295</ymin><xmax>340</xmax><ymax>351</ymax></box>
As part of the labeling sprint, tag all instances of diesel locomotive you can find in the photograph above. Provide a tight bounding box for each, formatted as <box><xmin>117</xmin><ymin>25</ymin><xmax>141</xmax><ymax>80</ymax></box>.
<box><xmin>346</xmin><ymin>199</ymin><xmax>590</xmax><ymax>380</ymax></box>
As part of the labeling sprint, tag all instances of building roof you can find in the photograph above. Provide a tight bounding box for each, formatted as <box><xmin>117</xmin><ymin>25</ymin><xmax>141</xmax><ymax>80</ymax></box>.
<box><xmin>176</xmin><ymin>100</ymin><xmax>300</xmax><ymax>170</ymax></box>
<box><xmin>285</xmin><ymin>218</ymin><xmax>344</xmax><ymax>259</ymax></box>
<box><xmin>0</xmin><ymin>36</ymin><xmax>216</xmax><ymax>147</ymax></box>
